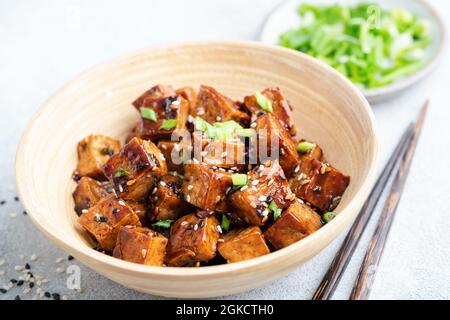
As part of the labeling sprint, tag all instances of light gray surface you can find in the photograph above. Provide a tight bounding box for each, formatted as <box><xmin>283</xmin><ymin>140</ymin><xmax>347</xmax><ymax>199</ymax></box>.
<box><xmin>0</xmin><ymin>0</ymin><xmax>449</xmax><ymax>300</ymax></box>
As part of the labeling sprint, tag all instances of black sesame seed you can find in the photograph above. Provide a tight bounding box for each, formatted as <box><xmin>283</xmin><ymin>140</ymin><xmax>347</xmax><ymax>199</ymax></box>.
<box><xmin>25</xmin><ymin>263</ymin><xmax>30</xmax><ymax>270</ymax></box>
<box><xmin>0</xmin><ymin>288</ymin><xmax>6</xmax><ymax>294</ymax></box>
<box><xmin>198</xmin><ymin>220</ymin><xmax>205</xmax><ymax>228</ymax></box>
<box><xmin>312</xmin><ymin>186</ymin><xmax>321</xmax><ymax>193</ymax></box>
<box><xmin>23</xmin><ymin>211</ymin><xmax>27</xmax><ymax>215</ymax></box>
<box><xmin>44</xmin><ymin>291</ymin><xmax>51</xmax><ymax>298</ymax></box>
<box><xmin>14</xmin><ymin>295</ymin><xmax>21</xmax><ymax>300</ymax></box>
<box><xmin>52</xmin><ymin>293</ymin><xmax>61</xmax><ymax>300</ymax></box>
<box><xmin>27</xmin><ymin>272</ymin><xmax>34</xmax><ymax>278</ymax></box>
<box><xmin>0</xmin><ymin>200</ymin><xmax>6</xmax><ymax>205</ymax></box>
<box><xmin>29</xmin><ymin>282</ymin><xmax>34</xmax><ymax>289</ymax></box>
<box><xmin>14</xmin><ymin>196</ymin><xmax>19</xmax><ymax>201</ymax></box>
<box><xmin>10</xmin><ymin>279</ymin><xmax>18</xmax><ymax>284</ymax></box>
<box><xmin>17</xmin><ymin>280</ymin><xmax>24</xmax><ymax>286</ymax></box>
<box><xmin>68</xmin><ymin>255</ymin><xmax>74</xmax><ymax>261</ymax></box>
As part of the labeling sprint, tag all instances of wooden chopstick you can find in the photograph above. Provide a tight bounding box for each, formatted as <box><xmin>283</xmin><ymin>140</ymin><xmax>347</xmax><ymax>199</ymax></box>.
<box><xmin>350</xmin><ymin>100</ymin><xmax>429</xmax><ymax>300</ymax></box>
<box><xmin>312</xmin><ymin>122</ymin><xmax>415</xmax><ymax>300</ymax></box>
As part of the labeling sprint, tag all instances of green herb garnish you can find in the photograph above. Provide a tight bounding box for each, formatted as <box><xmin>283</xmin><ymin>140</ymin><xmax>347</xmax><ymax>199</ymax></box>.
<box><xmin>231</xmin><ymin>174</ymin><xmax>248</xmax><ymax>187</ymax></box>
<box><xmin>140</xmin><ymin>107</ymin><xmax>157</xmax><ymax>122</ymax></box>
<box><xmin>221</xmin><ymin>214</ymin><xmax>230</xmax><ymax>232</ymax></box>
<box><xmin>236</xmin><ymin>128</ymin><xmax>256</xmax><ymax>137</ymax></box>
<box><xmin>152</xmin><ymin>219</ymin><xmax>174</xmax><ymax>229</ymax></box>
<box><xmin>296</xmin><ymin>141</ymin><xmax>316</xmax><ymax>153</ymax></box>
<box><xmin>323</xmin><ymin>212</ymin><xmax>336</xmax><ymax>223</ymax></box>
<box><xmin>160</xmin><ymin>119</ymin><xmax>179</xmax><ymax>130</ymax></box>
<box><xmin>194</xmin><ymin>117</ymin><xmax>245</xmax><ymax>141</ymax></box>
<box><xmin>269</xmin><ymin>200</ymin><xmax>282</xmax><ymax>221</ymax></box>
<box><xmin>255</xmin><ymin>92</ymin><xmax>273</xmax><ymax>113</ymax></box>
<box><xmin>278</xmin><ymin>3</ymin><xmax>431</xmax><ymax>89</ymax></box>
<box><xmin>113</xmin><ymin>167</ymin><xmax>131</xmax><ymax>178</ymax></box>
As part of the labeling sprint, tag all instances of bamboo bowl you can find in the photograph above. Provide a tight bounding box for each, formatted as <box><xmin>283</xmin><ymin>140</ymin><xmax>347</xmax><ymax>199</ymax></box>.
<box><xmin>15</xmin><ymin>41</ymin><xmax>378</xmax><ymax>298</ymax></box>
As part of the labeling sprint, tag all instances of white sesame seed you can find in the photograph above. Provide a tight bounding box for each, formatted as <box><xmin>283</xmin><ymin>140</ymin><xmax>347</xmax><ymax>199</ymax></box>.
<box><xmin>268</xmin><ymin>179</ymin><xmax>274</xmax><ymax>186</ymax></box>
<box><xmin>141</xmin><ymin>249</ymin><xmax>147</xmax><ymax>258</ymax></box>
<box><xmin>197</xmin><ymin>107</ymin><xmax>205</xmax><ymax>115</ymax></box>
<box><xmin>181</xmin><ymin>221</ymin><xmax>188</xmax><ymax>226</ymax></box>
<box><xmin>187</xmin><ymin>185</ymin><xmax>193</xmax><ymax>191</ymax></box>
<box><xmin>240</xmin><ymin>186</ymin><xmax>248</xmax><ymax>191</ymax></box>
<box><xmin>252</xmin><ymin>186</ymin><xmax>257</xmax><ymax>192</ymax></box>
<box><xmin>0</xmin><ymin>270</ymin><xmax>5</xmax><ymax>276</ymax></box>
<box><xmin>23</xmin><ymin>288</ymin><xmax>31</xmax><ymax>294</ymax></box>
<box><xmin>252</xmin><ymin>180</ymin><xmax>259</xmax><ymax>186</ymax></box>
<box><xmin>294</xmin><ymin>165</ymin><xmax>300</xmax><ymax>173</ymax></box>
<box><xmin>118</xmin><ymin>200</ymin><xmax>126</xmax><ymax>206</ymax></box>
<box><xmin>20</xmin><ymin>255</ymin><xmax>25</xmax><ymax>260</ymax></box>
<box><xmin>62</xmin><ymin>295</ymin><xmax>69</xmax><ymax>300</ymax></box>
<box><xmin>216</xmin><ymin>225</ymin><xmax>223</xmax><ymax>234</ymax></box>
<box><xmin>194</xmin><ymin>224</ymin><xmax>198</xmax><ymax>231</ymax></box>
<box><xmin>152</xmin><ymin>187</ymin><xmax>157</xmax><ymax>194</ymax></box>
<box><xmin>56</xmin><ymin>267</ymin><xmax>65</xmax><ymax>273</ymax></box>
<box><xmin>56</xmin><ymin>257</ymin><xmax>64</xmax><ymax>264</ymax></box>
<box><xmin>251</xmin><ymin>122</ymin><xmax>257</xmax><ymax>128</ymax></box>
<box><xmin>186</xmin><ymin>195</ymin><xmax>191</xmax><ymax>202</ymax></box>
<box><xmin>0</xmin><ymin>259</ymin><xmax>5</xmax><ymax>266</ymax></box>
<box><xmin>159</xmin><ymin>181</ymin><xmax>167</xmax><ymax>187</ymax></box>
<box><xmin>188</xmin><ymin>115</ymin><xmax>194</xmax><ymax>123</ymax></box>
<box><xmin>258</xmin><ymin>196</ymin><xmax>267</xmax><ymax>202</ymax></box>
<box><xmin>118</xmin><ymin>184</ymin><xmax>124</xmax><ymax>193</ymax></box>
<box><xmin>15</xmin><ymin>265</ymin><xmax>24</xmax><ymax>272</ymax></box>
<box><xmin>10</xmin><ymin>212</ymin><xmax>17</xmax><ymax>218</ymax></box>
<box><xmin>216</xmin><ymin>116</ymin><xmax>222</xmax><ymax>122</ymax></box>
<box><xmin>81</xmin><ymin>209</ymin><xmax>88</xmax><ymax>214</ymax></box>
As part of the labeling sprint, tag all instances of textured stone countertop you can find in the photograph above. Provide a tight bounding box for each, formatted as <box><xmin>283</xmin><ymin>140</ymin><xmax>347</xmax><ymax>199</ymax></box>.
<box><xmin>1</xmin><ymin>0</ymin><xmax>449</xmax><ymax>300</ymax></box>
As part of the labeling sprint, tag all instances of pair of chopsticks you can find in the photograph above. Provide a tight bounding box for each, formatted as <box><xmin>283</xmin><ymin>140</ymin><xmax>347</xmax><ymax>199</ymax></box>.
<box><xmin>312</xmin><ymin>100</ymin><xmax>429</xmax><ymax>300</ymax></box>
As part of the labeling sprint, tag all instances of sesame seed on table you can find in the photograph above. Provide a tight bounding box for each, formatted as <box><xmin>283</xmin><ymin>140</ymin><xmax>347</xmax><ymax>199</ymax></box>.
<box><xmin>1</xmin><ymin>0</ymin><xmax>450</xmax><ymax>300</ymax></box>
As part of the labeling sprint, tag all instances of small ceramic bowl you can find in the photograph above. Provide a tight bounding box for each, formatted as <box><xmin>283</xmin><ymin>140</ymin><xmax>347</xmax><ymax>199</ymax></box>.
<box><xmin>260</xmin><ymin>0</ymin><xmax>446</xmax><ymax>103</ymax></box>
<box><xmin>16</xmin><ymin>41</ymin><xmax>378</xmax><ymax>298</ymax></box>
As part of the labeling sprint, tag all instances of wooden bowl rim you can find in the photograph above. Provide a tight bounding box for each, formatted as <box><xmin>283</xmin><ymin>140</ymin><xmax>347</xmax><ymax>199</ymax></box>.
<box><xmin>15</xmin><ymin>40</ymin><xmax>378</xmax><ymax>278</ymax></box>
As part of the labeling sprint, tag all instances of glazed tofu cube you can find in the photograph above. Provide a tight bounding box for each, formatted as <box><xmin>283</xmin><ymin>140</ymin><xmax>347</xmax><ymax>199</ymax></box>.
<box><xmin>256</xmin><ymin>114</ymin><xmax>300</xmax><ymax>177</ymax></box>
<box><xmin>103</xmin><ymin>137</ymin><xmax>168</xmax><ymax>201</ymax></box>
<box><xmin>76</xmin><ymin>134</ymin><xmax>121</xmax><ymax>180</ymax></box>
<box><xmin>157</xmin><ymin>140</ymin><xmax>191</xmax><ymax>173</ymax></box>
<box><xmin>149</xmin><ymin>174</ymin><xmax>193</xmax><ymax>221</ymax></box>
<box><xmin>228</xmin><ymin>160</ymin><xmax>295</xmax><ymax>226</ymax></box>
<box><xmin>182</xmin><ymin>163</ymin><xmax>233</xmax><ymax>211</ymax></box>
<box><xmin>196</xmin><ymin>85</ymin><xmax>250</xmax><ymax>125</ymax></box>
<box><xmin>126</xmin><ymin>201</ymin><xmax>148</xmax><ymax>225</ymax></box>
<box><xmin>132</xmin><ymin>84</ymin><xmax>175</xmax><ymax>110</ymax></box>
<box><xmin>78</xmin><ymin>196</ymin><xmax>141</xmax><ymax>251</ymax></box>
<box><xmin>218</xmin><ymin>226</ymin><xmax>270</xmax><ymax>263</ymax></box>
<box><xmin>113</xmin><ymin>226</ymin><xmax>167</xmax><ymax>266</ymax></box>
<box><xmin>72</xmin><ymin>177</ymin><xmax>113</xmax><ymax>215</ymax></box>
<box><xmin>244</xmin><ymin>87</ymin><xmax>297</xmax><ymax>136</ymax></box>
<box><xmin>289</xmin><ymin>158</ymin><xmax>350</xmax><ymax>212</ymax></box>
<box><xmin>264</xmin><ymin>200</ymin><xmax>322</xmax><ymax>249</ymax></box>
<box><xmin>201</xmin><ymin>139</ymin><xmax>246</xmax><ymax>170</ymax></box>
<box><xmin>166</xmin><ymin>213</ymin><xmax>220</xmax><ymax>266</ymax></box>
<box><xmin>131</xmin><ymin>95</ymin><xmax>189</xmax><ymax>142</ymax></box>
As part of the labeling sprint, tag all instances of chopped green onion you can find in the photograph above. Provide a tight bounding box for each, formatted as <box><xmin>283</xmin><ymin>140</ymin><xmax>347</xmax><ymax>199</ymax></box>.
<box><xmin>269</xmin><ymin>200</ymin><xmax>282</xmax><ymax>221</ymax></box>
<box><xmin>255</xmin><ymin>92</ymin><xmax>273</xmax><ymax>113</ymax></box>
<box><xmin>232</xmin><ymin>174</ymin><xmax>248</xmax><ymax>187</ymax></box>
<box><xmin>140</xmin><ymin>107</ymin><xmax>157</xmax><ymax>122</ymax></box>
<box><xmin>195</xmin><ymin>116</ymin><xmax>210</xmax><ymax>131</ymax></box>
<box><xmin>323</xmin><ymin>212</ymin><xmax>336</xmax><ymax>223</ymax></box>
<box><xmin>160</xmin><ymin>119</ymin><xmax>179</xmax><ymax>130</ymax></box>
<box><xmin>296</xmin><ymin>141</ymin><xmax>316</xmax><ymax>153</ymax></box>
<box><xmin>236</xmin><ymin>128</ymin><xmax>256</xmax><ymax>137</ymax></box>
<box><xmin>152</xmin><ymin>219</ymin><xmax>174</xmax><ymax>229</ymax></box>
<box><xmin>221</xmin><ymin>214</ymin><xmax>230</xmax><ymax>232</ymax></box>
<box><xmin>113</xmin><ymin>167</ymin><xmax>130</xmax><ymax>178</ymax></box>
<box><xmin>195</xmin><ymin>117</ymin><xmax>247</xmax><ymax>141</ymax></box>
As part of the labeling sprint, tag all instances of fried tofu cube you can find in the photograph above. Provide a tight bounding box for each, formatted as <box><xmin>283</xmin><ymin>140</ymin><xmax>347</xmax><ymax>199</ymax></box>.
<box><xmin>72</xmin><ymin>177</ymin><xmax>113</xmax><ymax>215</ymax></box>
<box><xmin>149</xmin><ymin>174</ymin><xmax>193</xmax><ymax>221</ymax></box>
<box><xmin>113</xmin><ymin>226</ymin><xmax>167</xmax><ymax>266</ymax></box>
<box><xmin>196</xmin><ymin>85</ymin><xmax>250</xmax><ymax>125</ymax></box>
<box><xmin>157</xmin><ymin>140</ymin><xmax>190</xmax><ymax>173</ymax></box>
<box><xmin>103</xmin><ymin>137</ymin><xmax>168</xmax><ymax>201</ymax></box>
<box><xmin>166</xmin><ymin>213</ymin><xmax>220</xmax><ymax>266</ymax></box>
<box><xmin>78</xmin><ymin>196</ymin><xmax>141</xmax><ymax>251</ymax></box>
<box><xmin>289</xmin><ymin>158</ymin><xmax>350</xmax><ymax>212</ymax></box>
<box><xmin>132</xmin><ymin>84</ymin><xmax>175</xmax><ymax>110</ymax></box>
<box><xmin>131</xmin><ymin>95</ymin><xmax>189</xmax><ymax>142</ymax></box>
<box><xmin>256</xmin><ymin>114</ymin><xmax>300</xmax><ymax>177</ymax></box>
<box><xmin>228</xmin><ymin>160</ymin><xmax>294</xmax><ymax>226</ymax></box>
<box><xmin>201</xmin><ymin>139</ymin><xmax>246</xmax><ymax>170</ymax></box>
<box><xmin>126</xmin><ymin>201</ymin><xmax>148</xmax><ymax>225</ymax></box>
<box><xmin>244</xmin><ymin>87</ymin><xmax>297</xmax><ymax>136</ymax></box>
<box><xmin>218</xmin><ymin>226</ymin><xmax>270</xmax><ymax>263</ymax></box>
<box><xmin>182</xmin><ymin>163</ymin><xmax>233</xmax><ymax>211</ymax></box>
<box><xmin>264</xmin><ymin>200</ymin><xmax>322</xmax><ymax>249</ymax></box>
<box><xmin>76</xmin><ymin>135</ymin><xmax>121</xmax><ymax>180</ymax></box>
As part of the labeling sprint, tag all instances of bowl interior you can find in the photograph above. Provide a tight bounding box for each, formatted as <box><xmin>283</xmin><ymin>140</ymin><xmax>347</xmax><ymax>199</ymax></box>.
<box><xmin>16</xmin><ymin>42</ymin><xmax>377</xmax><ymax>294</ymax></box>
